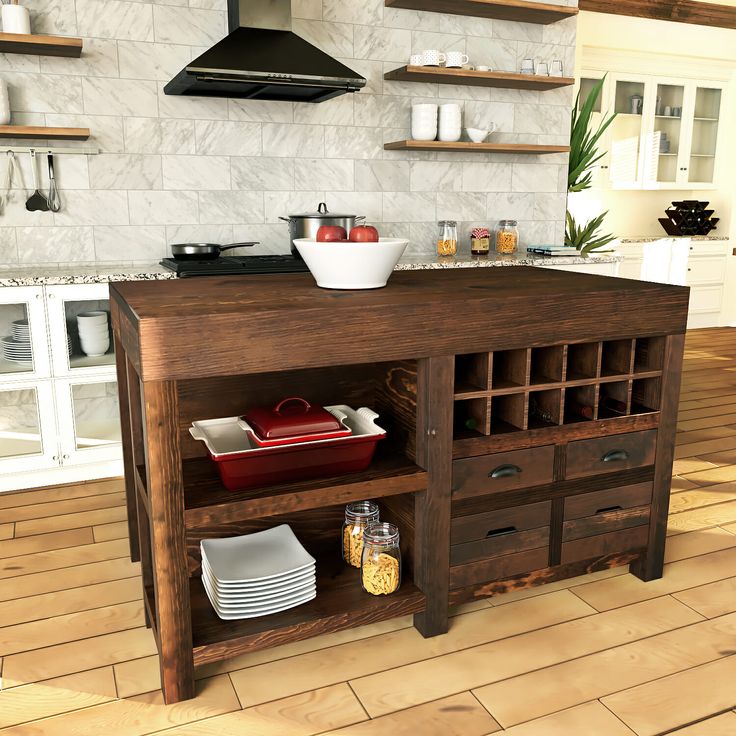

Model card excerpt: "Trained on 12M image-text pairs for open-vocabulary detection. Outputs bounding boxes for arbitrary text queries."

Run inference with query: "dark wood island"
[110,267,689,704]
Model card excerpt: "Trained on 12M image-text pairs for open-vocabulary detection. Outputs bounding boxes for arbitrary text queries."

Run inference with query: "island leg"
[113,334,139,563]
[142,379,195,703]
[631,333,685,582]
[413,355,453,637]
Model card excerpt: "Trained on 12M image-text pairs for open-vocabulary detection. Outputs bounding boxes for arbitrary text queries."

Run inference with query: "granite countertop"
[617,236,729,243]
[0,251,621,286]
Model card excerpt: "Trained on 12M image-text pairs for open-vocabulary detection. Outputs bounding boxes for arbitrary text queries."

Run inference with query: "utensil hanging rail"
[0,145,99,155]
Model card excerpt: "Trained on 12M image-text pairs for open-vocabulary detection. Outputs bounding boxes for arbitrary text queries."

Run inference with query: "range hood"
[164,0,366,102]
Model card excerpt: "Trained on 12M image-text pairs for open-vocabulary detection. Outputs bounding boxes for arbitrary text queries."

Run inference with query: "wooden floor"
[2,328,736,735]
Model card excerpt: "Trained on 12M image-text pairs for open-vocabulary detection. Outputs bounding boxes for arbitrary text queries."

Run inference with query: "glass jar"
[361,522,401,595]
[342,501,379,568]
[470,227,490,255]
[437,220,458,257]
[495,220,519,254]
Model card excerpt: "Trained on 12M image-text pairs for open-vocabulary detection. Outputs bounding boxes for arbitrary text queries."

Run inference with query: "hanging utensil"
[25,151,49,212]
[0,151,15,215]
[46,153,60,212]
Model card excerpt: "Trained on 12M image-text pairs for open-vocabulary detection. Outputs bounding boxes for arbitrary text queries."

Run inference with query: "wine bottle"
[567,400,594,420]
[600,396,627,416]
[464,417,478,430]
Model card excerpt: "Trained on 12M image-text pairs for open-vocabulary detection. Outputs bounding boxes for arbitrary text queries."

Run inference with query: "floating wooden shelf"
[384,140,569,154]
[189,554,426,666]
[385,0,578,23]
[0,125,90,140]
[0,32,82,57]
[385,66,574,90]
[183,451,428,526]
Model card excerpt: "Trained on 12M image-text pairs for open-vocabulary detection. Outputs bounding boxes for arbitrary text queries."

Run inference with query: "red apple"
[348,225,379,243]
[316,225,347,242]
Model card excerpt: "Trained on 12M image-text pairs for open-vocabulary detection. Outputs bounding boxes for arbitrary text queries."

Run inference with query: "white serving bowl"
[77,311,108,325]
[80,336,110,357]
[79,323,109,335]
[466,127,489,143]
[293,238,409,290]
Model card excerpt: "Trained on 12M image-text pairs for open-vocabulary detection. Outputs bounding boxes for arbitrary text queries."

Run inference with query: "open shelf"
[454,352,492,398]
[384,66,574,90]
[183,450,428,525]
[0,32,82,57]
[384,0,577,23]
[385,140,569,154]
[0,125,90,140]
[189,551,425,665]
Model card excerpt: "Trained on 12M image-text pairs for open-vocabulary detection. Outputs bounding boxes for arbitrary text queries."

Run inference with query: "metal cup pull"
[595,505,622,514]
[486,526,516,538]
[489,464,522,479]
[601,449,629,463]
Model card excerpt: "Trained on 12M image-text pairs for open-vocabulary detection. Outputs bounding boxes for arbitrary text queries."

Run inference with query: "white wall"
[0,0,578,267]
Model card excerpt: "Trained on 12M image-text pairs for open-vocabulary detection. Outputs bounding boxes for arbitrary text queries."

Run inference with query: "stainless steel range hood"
[164,0,366,102]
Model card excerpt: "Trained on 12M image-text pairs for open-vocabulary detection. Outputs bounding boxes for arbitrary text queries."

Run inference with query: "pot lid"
[288,201,356,219]
[242,397,344,441]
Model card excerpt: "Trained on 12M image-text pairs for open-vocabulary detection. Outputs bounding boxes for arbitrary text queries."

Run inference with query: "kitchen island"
[111,267,688,703]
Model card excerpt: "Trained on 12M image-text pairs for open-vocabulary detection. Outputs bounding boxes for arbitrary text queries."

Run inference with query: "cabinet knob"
[62,454,69,460]
[428,428,437,437]
[52,455,58,462]
[489,464,522,479]
[602,449,629,463]
[688,268,692,272]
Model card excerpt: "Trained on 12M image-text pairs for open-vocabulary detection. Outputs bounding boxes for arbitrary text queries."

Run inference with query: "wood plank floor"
[1,327,736,734]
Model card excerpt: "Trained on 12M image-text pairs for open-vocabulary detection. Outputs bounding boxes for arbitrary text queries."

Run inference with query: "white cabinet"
[0,282,122,493]
[579,72,725,190]
[613,238,730,328]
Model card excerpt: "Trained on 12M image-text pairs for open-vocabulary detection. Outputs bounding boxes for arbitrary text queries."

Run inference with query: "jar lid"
[439,220,457,226]
[345,501,380,520]
[364,522,400,545]
[498,219,518,226]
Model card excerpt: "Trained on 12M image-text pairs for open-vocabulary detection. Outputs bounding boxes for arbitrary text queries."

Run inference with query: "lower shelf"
[189,554,425,666]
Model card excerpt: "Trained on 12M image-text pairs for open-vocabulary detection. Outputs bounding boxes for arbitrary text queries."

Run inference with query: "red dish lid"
[243,397,343,441]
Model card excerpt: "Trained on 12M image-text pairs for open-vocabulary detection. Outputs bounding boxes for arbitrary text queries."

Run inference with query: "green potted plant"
[565,77,617,254]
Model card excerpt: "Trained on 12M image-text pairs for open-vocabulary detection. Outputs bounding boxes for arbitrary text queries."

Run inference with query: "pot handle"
[318,202,328,214]
[219,242,259,252]
[274,397,311,414]
[355,215,366,223]
[278,216,292,223]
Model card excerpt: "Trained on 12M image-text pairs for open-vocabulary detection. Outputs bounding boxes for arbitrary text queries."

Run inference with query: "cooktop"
[160,255,309,277]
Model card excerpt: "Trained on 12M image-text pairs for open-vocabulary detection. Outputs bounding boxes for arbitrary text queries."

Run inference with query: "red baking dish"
[241,397,352,448]
[190,405,386,491]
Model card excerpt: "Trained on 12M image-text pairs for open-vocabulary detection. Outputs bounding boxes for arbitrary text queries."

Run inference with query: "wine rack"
[453,336,665,437]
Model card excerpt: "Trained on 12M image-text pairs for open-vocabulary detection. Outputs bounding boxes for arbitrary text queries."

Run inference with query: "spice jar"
[495,220,519,254]
[437,220,458,257]
[342,501,379,568]
[470,227,490,255]
[361,522,401,595]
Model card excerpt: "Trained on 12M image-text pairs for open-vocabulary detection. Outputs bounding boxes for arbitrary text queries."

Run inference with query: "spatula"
[25,151,49,212]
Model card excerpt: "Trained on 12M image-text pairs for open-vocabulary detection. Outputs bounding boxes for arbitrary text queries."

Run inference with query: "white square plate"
[200,525,315,583]
[200,554,315,592]
[201,562,315,602]
[203,578,317,620]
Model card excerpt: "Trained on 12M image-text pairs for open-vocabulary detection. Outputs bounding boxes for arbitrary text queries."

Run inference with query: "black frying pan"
[170,242,259,260]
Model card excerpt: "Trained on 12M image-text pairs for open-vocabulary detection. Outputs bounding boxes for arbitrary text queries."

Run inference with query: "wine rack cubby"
[453,336,666,438]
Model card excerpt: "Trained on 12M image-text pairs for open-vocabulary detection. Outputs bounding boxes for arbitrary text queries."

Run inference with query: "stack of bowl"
[411,103,438,141]
[77,311,110,357]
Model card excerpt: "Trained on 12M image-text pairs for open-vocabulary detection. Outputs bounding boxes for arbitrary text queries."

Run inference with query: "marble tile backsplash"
[0,0,576,265]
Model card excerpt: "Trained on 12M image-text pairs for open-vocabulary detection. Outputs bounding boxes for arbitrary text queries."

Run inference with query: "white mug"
[549,60,563,77]
[1,4,30,34]
[535,62,549,76]
[445,51,469,68]
[421,49,446,66]
[409,54,422,66]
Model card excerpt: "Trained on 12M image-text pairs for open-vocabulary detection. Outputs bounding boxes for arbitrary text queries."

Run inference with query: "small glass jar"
[342,501,379,568]
[361,522,401,595]
[470,227,490,255]
[437,220,458,257]
[495,220,519,254]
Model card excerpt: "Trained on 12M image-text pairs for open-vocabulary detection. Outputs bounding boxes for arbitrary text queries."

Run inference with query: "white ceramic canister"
[1,3,31,35]
[0,79,10,125]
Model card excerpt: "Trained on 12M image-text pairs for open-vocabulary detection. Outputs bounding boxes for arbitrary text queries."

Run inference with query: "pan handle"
[278,217,291,223]
[219,242,259,252]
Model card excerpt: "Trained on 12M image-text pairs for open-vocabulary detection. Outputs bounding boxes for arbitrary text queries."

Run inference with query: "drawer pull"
[486,526,517,538]
[595,505,622,514]
[602,449,629,463]
[489,464,522,479]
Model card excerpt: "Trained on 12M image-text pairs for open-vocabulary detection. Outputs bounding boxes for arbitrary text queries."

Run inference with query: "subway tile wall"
[0,0,576,265]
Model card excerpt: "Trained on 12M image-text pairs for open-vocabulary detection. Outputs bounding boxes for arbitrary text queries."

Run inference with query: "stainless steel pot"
[280,202,364,257]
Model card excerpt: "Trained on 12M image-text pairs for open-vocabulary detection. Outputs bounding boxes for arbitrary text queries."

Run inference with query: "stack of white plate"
[2,320,33,364]
[200,525,316,620]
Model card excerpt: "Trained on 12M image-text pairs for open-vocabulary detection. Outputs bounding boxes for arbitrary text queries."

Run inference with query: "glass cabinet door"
[651,83,686,185]
[687,86,722,185]
[0,381,58,472]
[55,378,122,464]
[0,286,50,380]
[46,284,115,377]
[609,78,647,187]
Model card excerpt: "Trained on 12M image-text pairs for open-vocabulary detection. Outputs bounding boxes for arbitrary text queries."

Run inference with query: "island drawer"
[450,547,549,589]
[565,429,657,480]
[450,500,551,566]
[561,525,649,565]
[452,445,555,499]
